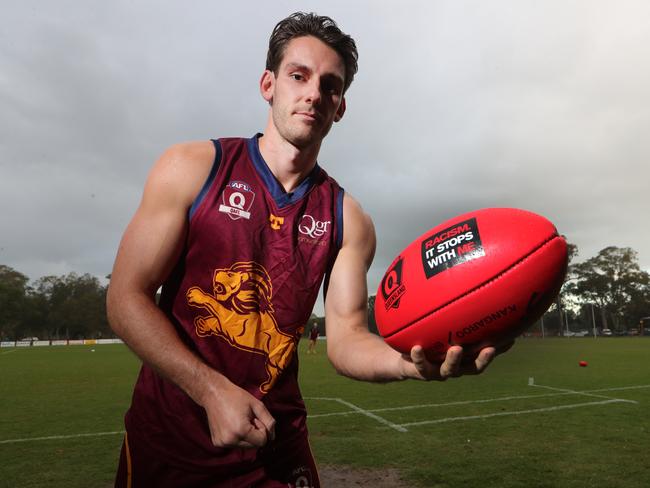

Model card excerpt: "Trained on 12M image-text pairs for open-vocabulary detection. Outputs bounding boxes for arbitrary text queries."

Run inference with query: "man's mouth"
[295,111,319,122]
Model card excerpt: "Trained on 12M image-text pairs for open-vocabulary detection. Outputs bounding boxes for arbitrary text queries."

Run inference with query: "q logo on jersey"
[298,214,331,238]
[219,181,255,220]
[381,257,406,310]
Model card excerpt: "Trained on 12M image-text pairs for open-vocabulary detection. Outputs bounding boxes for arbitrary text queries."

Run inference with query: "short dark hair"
[266,12,358,93]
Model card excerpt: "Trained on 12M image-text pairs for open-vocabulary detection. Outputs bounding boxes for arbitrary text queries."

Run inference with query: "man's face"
[261,35,346,149]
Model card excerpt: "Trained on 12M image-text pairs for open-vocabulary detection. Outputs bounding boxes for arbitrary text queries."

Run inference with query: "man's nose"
[304,79,322,105]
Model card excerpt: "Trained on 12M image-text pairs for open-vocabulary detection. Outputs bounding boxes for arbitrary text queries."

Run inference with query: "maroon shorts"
[114,431,320,488]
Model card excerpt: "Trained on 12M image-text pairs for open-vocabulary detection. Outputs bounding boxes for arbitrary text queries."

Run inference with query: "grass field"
[1,338,649,487]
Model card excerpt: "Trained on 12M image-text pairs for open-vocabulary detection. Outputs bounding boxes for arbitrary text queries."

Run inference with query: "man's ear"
[260,70,275,103]
[334,97,346,122]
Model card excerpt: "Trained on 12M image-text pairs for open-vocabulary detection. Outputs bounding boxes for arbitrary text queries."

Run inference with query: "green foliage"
[0,265,30,340]
[566,246,650,330]
[0,266,110,340]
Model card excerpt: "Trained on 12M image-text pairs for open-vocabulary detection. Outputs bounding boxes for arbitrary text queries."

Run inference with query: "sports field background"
[1,338,649,487]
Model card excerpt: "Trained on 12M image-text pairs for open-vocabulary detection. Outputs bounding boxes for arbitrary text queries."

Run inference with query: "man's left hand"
[401,345,498,381]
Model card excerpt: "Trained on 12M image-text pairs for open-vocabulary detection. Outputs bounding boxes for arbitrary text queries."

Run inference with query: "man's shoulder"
[342,193,373,229]
[162,140,216,162]
[338,191,376,262]
[144,141,219,207]
[153,140,219,180]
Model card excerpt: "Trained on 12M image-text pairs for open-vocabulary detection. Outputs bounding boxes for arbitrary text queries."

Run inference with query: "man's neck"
[257,127,322,194]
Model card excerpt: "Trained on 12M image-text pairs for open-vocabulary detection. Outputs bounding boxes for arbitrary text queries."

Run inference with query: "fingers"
[240,419,269,448]
[252,401,276,442]
[439,345,463,379]
[408,344,498,381]
[471,346,496,373]
[232,404,275,448]
[409,345,463,381]
[204,383,276,449]
[213,413,274,449]
[409,345,433,379]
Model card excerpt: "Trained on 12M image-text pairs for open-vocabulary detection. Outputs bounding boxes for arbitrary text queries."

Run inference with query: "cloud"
[1,1,649,315]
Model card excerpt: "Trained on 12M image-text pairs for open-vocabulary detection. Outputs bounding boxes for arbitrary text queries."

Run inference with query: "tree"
[27,273,109,339]
[0,265,29,340]
[622,282,650,330]
[566,246,650,330]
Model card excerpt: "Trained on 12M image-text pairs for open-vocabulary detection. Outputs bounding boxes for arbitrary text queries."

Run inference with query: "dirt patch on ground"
[318,464,411,488]
[104,465,411,487]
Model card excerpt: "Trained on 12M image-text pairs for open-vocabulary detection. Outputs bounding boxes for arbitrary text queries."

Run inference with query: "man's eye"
[290,73,304,81]
[324,85,341,96]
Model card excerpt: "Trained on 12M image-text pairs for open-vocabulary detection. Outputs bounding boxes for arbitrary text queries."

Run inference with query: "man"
[307,322,319,354]
[107,12,497,487]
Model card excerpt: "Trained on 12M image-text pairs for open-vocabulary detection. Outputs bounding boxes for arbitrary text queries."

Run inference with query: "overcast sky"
[2,1,649,314]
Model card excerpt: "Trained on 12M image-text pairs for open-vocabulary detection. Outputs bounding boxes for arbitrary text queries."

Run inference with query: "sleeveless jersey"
[124,134,344,472]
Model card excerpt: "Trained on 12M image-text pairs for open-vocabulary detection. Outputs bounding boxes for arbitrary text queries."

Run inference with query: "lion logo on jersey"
[186,261,299,393]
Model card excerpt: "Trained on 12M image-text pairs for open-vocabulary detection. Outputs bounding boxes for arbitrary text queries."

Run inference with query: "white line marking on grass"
[395,399,630,428]
[529,382,638,404]
[304,397,407,432]
[306,382,645,431]
[0,431,125,445]
[367,392,586,412]
[586,384,650,394]
[308,391,587,419]
[528,376,650,395]
[0,349,18,355]
[334,398,409,433]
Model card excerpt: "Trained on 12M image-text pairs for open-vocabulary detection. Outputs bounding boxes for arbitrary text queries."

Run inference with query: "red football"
[374,208,568,361]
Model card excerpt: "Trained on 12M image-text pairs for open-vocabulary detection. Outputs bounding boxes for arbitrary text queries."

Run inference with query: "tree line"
[1,244,649,341]
[559,245,650,334]
[0,267,111,341]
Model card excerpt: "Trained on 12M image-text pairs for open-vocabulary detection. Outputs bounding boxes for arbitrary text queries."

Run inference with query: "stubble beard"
[272,107,331,150]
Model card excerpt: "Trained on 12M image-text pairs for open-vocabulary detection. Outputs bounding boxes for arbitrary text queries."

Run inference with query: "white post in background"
[565,311,570,336]
[591,303,597,338]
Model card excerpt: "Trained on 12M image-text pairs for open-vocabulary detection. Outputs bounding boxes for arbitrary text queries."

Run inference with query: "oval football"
[374,208,568,360]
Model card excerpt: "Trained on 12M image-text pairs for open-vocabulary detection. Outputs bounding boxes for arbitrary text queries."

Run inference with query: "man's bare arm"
[324,194,496,382]
[107,142,275,447]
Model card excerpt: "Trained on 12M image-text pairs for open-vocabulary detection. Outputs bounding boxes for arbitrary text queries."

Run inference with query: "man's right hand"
[200,377,276,449]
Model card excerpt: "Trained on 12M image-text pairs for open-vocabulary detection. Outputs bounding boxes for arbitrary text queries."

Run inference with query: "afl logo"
[219,181,255,220]
[298,214,331,239]
[381,257,406,310]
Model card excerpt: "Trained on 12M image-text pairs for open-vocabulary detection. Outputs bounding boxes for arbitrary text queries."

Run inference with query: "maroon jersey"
[124,134,343,473]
